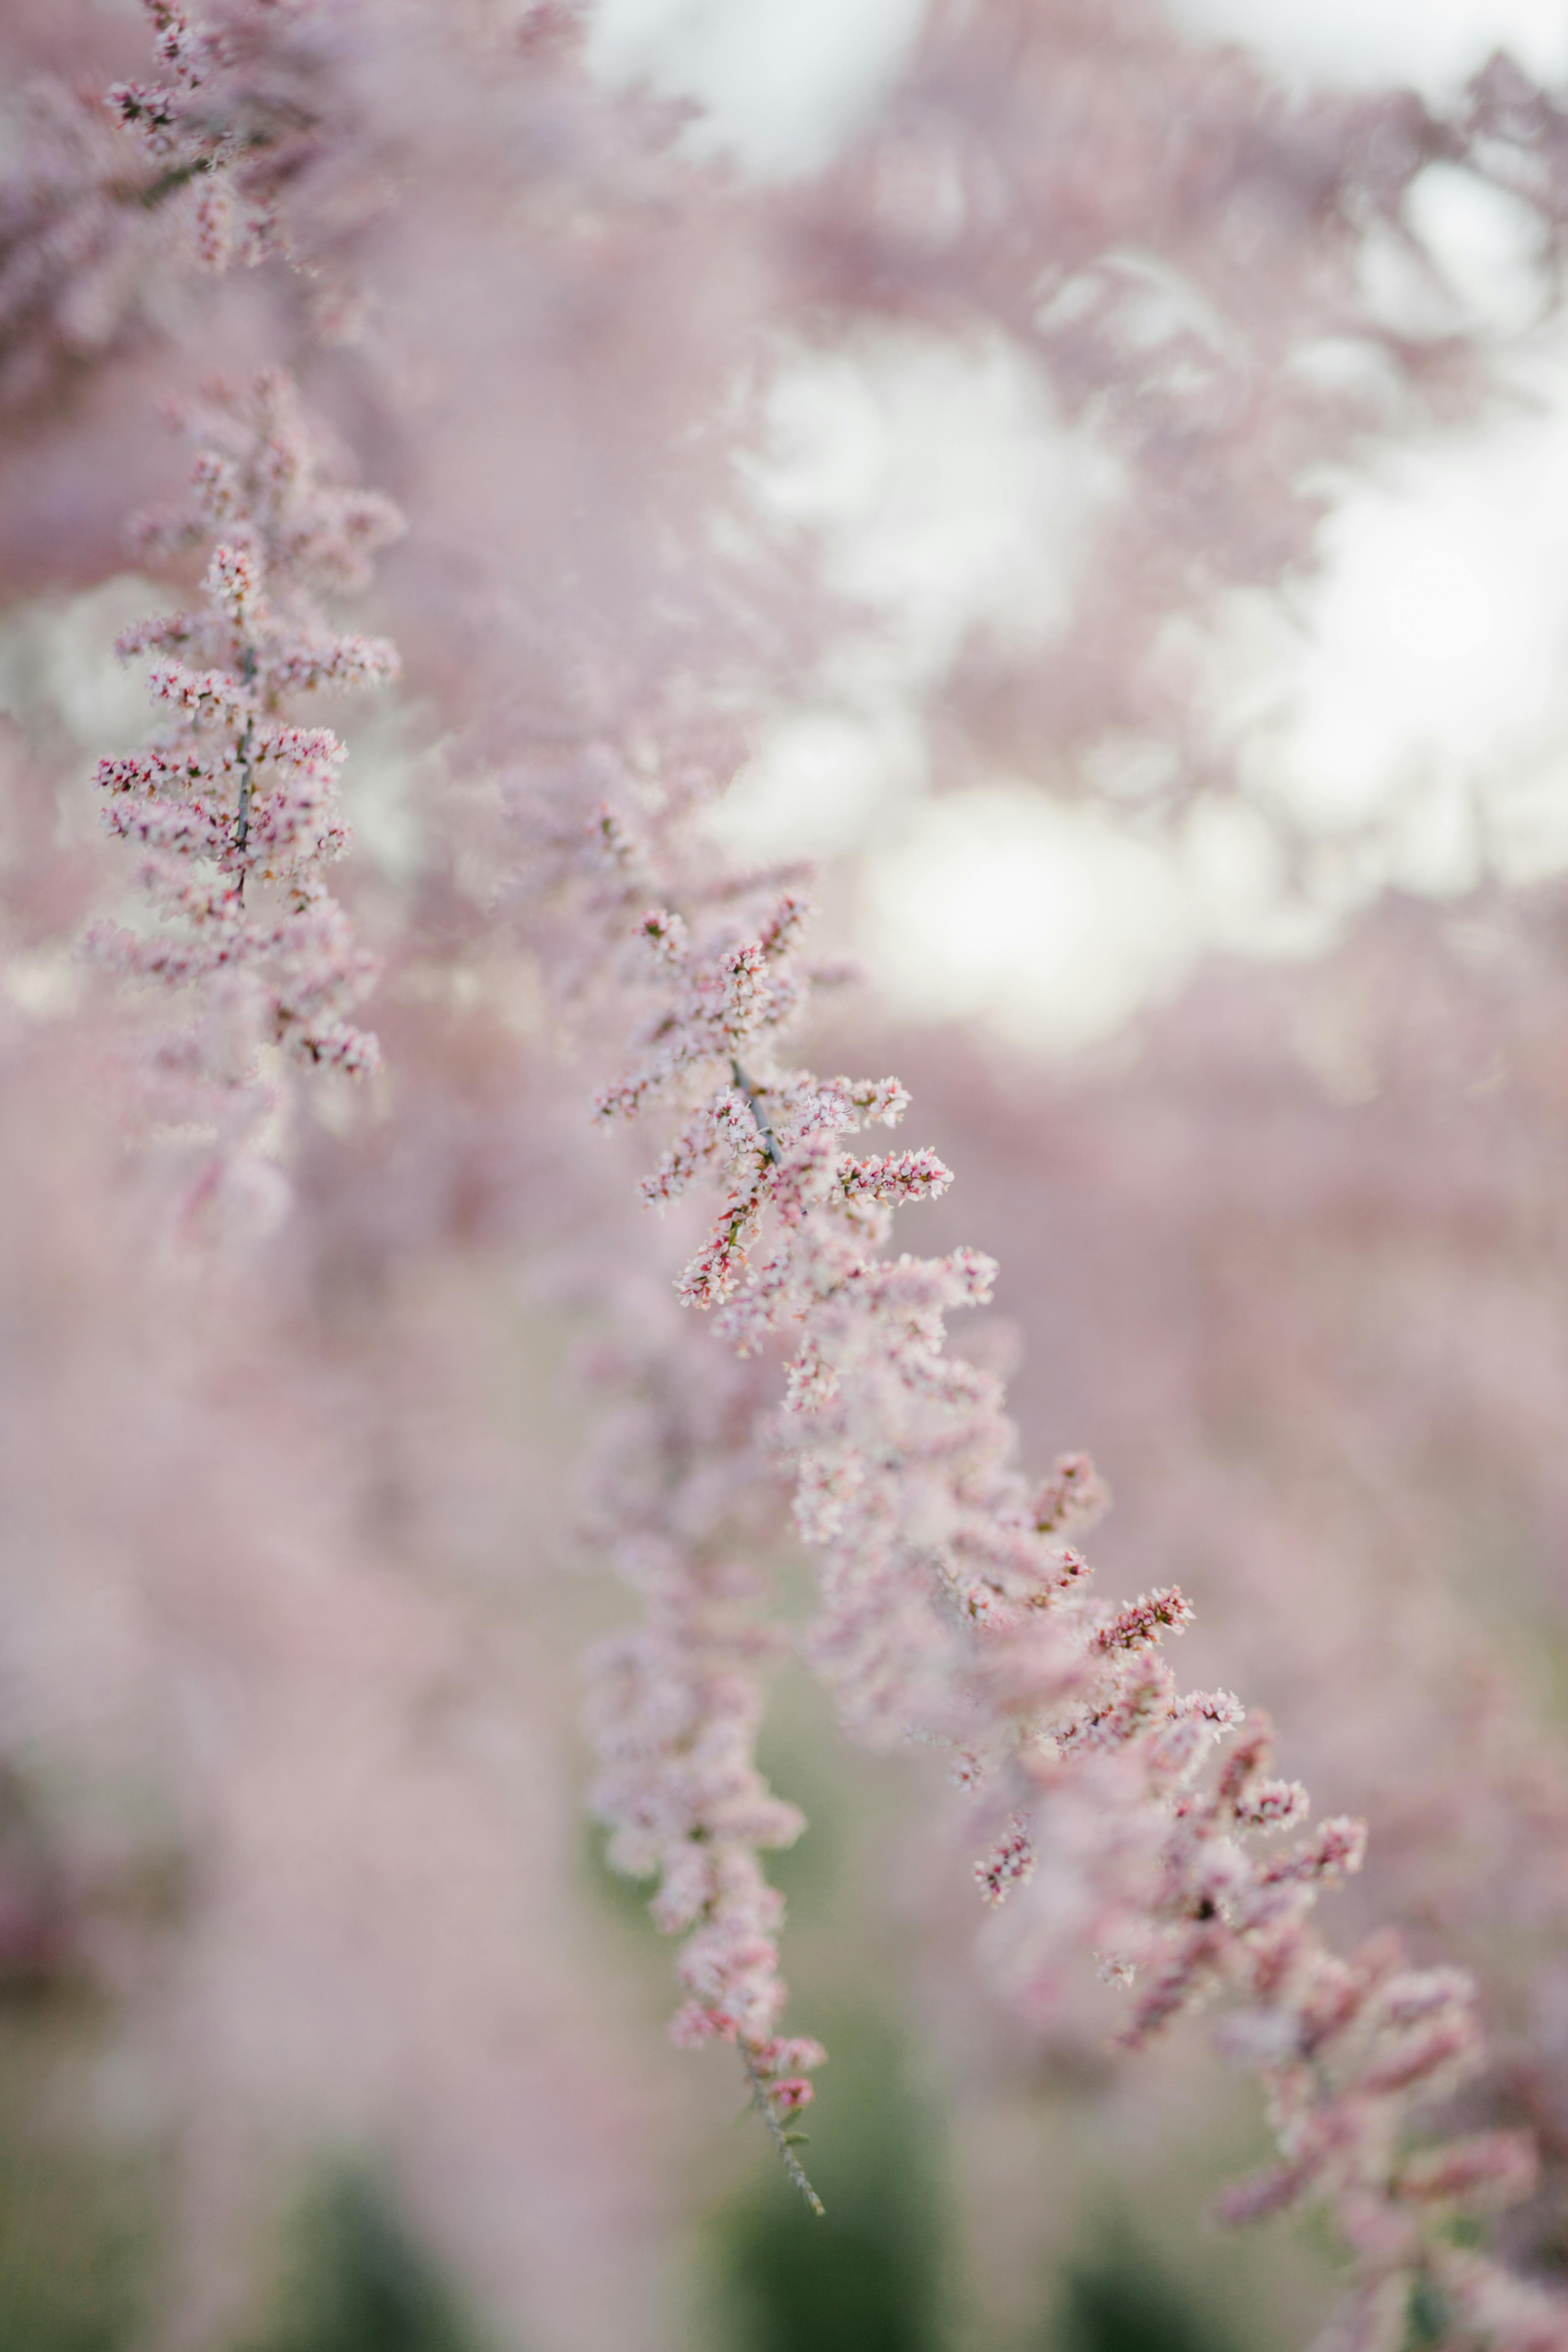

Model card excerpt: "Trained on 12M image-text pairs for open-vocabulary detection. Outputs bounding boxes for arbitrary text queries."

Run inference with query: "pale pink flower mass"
[581,816,1566,2331]
[87,369,398,1219]
[2,0,1568,2346]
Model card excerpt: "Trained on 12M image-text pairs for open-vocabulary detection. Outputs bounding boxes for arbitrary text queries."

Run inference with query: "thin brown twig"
[233,646,258,900]
[730,1059,781,1166]
[737,2040,825,2218]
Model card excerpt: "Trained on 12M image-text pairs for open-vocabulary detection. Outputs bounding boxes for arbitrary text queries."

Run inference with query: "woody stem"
[730,1060,781,1167]
[737,2039,825,2218]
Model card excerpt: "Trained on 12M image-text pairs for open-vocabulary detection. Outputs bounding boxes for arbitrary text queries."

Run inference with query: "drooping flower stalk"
[521,787,828,2181]
[575,796,1568,2347]
[579,1300,826,2200]
[88,369,401,1196]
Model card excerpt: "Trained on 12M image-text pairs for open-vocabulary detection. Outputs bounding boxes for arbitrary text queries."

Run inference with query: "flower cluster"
[0,0,324,410]
[588,825,1568,2343]
[106,0,302,274]
[15,0,1568,2335]
[89,370,401,1183]
[579,1312,825,2168]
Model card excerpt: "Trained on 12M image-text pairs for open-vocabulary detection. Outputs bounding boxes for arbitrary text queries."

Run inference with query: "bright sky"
[1169,0,1568,90]
[592,0,1568,1052]
[586,0,928,176]
[592,0,1568,147]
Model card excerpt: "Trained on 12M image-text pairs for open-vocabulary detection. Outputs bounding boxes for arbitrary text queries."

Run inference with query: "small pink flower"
[769,2076,814,2114]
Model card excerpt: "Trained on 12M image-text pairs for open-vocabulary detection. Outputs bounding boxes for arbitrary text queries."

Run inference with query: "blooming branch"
[579,1304,826,2190]
[106,0,311,272]
[88,369,401,1194]
[577,803,1568,2346]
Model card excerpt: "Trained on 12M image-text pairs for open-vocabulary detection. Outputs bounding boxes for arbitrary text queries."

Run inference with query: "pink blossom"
[5,0,1568,2329]
[578,837,1566,2333]
[89,371,399,1208]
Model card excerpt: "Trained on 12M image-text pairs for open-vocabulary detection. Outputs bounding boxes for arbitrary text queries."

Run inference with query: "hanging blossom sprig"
[579,1305,826,2211]
[88,369,402,1179]
[523,794,830,2197]
[576,804,1568,2349]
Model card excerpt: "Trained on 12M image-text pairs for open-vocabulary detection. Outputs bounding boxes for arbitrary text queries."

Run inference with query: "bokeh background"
[8,1,1568,2348]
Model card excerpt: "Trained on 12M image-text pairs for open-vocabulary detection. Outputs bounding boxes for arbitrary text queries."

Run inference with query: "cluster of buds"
[106,0,304,274]
[0,0,318,409]
[88,370,401,1204]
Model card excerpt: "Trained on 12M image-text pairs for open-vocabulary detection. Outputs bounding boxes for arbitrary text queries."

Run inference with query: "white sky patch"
[727,313,1568,1045]
[752,328,1121,693]
[0,575,168,757]
[1194,337,1568,893]
[1404,166,1550,341]
[602,0,1568,1043]
[711,325,1124,988]
[1351,163,1551,343]
[1165,0,1568,93]
[860,788,1204,1055]
[589,0,1568,150]
[708,702,927,864]
[585,0,928,178]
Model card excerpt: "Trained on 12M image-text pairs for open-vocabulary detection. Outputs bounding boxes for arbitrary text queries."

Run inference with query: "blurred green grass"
[241,2177,491,2352]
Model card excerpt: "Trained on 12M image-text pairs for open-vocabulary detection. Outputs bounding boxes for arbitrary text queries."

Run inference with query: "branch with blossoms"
[0,0,331,410]
[508,793,828,2195]
[87,369,401,1220]
[106,0,313,273]
[561,794,1568,2349]
[578,1301,827,2210]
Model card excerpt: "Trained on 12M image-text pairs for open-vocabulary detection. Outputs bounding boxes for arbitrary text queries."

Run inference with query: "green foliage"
[243,2177,491,2352]
[1403,2272,1450,2352]
[1050,2228,1239,2352]
[0,2015,152,2352]
[0,2152,142,2352]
